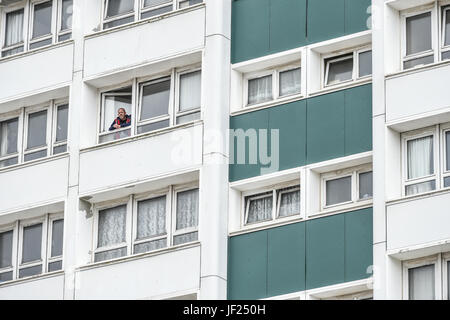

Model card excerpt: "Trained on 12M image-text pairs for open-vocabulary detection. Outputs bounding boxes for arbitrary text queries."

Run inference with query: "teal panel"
[345,208,373,282]
[267,223,306,297]
[269,100,307,172]
[229,109,269,182]
[345,0,371,35]
[344,84,373,156]
[306,91,345,164]
[307,0,345,43]
[269,0,307,54]
[227,231,268,300]
[231,0,270,63]
[306,214,345,289]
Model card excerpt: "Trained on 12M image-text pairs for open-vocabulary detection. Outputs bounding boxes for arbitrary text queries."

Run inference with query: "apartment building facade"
[0,0,446,300]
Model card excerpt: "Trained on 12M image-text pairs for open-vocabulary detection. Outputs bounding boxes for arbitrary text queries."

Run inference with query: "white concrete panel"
[386,64,450,123]
[0,274,64,300]
[78,124,203,194]
[387,191,450,250]
[83,8,205,79]
[75,245,201,300]
[0,157,69,214]
[0,44,74,102]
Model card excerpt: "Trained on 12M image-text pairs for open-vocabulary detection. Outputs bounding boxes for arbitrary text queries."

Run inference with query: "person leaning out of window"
[109,108,131,131]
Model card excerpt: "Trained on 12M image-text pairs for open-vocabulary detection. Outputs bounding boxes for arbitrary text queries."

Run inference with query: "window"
[442,6,450,60]
[102,0,203,29]
[98,67,201,144]
[244,63,302,107]
[323,47,372,87]
[243,182,300,226]
[93,184,199,263]
[0,100,69,169]
[321,165,372,210]
[1,0,73,58]
[0,214,64,284]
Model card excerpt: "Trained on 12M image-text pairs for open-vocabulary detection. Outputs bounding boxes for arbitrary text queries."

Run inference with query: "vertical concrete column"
[372,0,387,300]
[198,0,231,300]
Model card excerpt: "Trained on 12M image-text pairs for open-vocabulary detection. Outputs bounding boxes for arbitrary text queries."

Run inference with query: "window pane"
[176,111,200,125]
[359,51,372,77]
[279,68,301,97]
[137,120,170,134]
[24,149,47,162]
[22,224,42,263]
[442,50,450,61]
[2,46,24,57]
[141,5,172,18]
[173,232,198,245]
[246,192,272,224]
[144,0,171,8]
[359,171,373,199]
[98,205,127,248]
[140,80,170,121]
[48,260,62,272]
[32,1,52,39]
[248,75,272,105]
[405,180,436,196]
[19,265,42,278]
[448,261,450,300]
[51,219,64,257]
[408,264,435,300]
[0,157,18,168]
[407,136,434,179]
[95,247,127,262]
[103,90,132,132]
[179,71,201,112]
[326,56,353,85]
[106,0,134,18]
[61,0,73,31]
[444,176,450,188]
[134,238,167,254]
[403,55,434,69]
[326,176,352,206]
[406,12,432,55]
[137,196,166,240]
[0,231,13,269]
[0,118,18,157]
[99,128,131,143]
[446,132,450,172]
[53,144,67,155]
[179,0,202,8]
[27,110,47,150]
[0,272,13,283]
[103,15,134,28]
[176,189,199,230]
[29,38,52,49]
[58,33,71,42]
[56,105,69,142]
[5,9,24,47]
[278,187,300,217]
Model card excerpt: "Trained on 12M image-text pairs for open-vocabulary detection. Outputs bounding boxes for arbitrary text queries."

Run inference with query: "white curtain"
[5,10,24,47]
[134,239,166,254]
[407,136,433,179]
[179,71,201,111]
[406,180,435,196]
[278,189,300,217]
[248,75,272,105]
[103,94,132,131]
[137,196,166,239]
[247,193,272,224]
[176,189,199,230]
[279,68,301,96]
[409,265,435,300]
[98,205,127,247]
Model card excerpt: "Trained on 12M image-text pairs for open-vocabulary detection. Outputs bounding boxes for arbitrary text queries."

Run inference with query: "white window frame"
[243,62,302,108]
[0,223,18,282]
[441,123,450,189]
[17,216,47,278]
[23,103,52,162]
[321,164,373,211]
[401,126,439,197]
[140,0,174,20]
[402,255,442,300]
[52,101,69,154]
[322,45,372,88]
[0,110,23,167]
[46,213,64,272]
[0,3,27,57]
[56,0,72,41]
[175,67,202,124]
[172,183,199,245]
[443,253,450,300]
[241,180,301,228]
[28,0,56,50]
[97,65,202,145]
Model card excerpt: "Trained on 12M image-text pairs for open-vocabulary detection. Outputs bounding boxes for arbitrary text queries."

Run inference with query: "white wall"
[0,274,64,300]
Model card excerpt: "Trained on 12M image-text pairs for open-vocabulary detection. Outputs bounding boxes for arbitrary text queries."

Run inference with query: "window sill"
[231,94,304,116]
[386,58,450,80]
[0,152,69,174]
[81,120,203,154]
[0,270,64,289]
[386,187,450,206]
[309,77,372,98]
[0,39,74,64]
[85,3,205,40]
[308,200,373,219]
[79,241,200,272]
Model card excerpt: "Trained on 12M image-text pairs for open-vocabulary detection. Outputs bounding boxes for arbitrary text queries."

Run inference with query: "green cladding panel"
[231,0,270,63]
[306,91,346,164]
[307,0,346,43]
[267,223,306,297]
[227,208,373,300]
[269,0,308,54]
[345,0,372,35]
[227,231,268,300]
[305,214,345,289]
